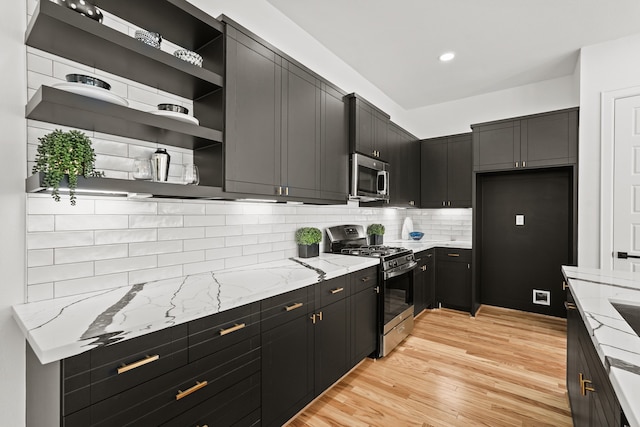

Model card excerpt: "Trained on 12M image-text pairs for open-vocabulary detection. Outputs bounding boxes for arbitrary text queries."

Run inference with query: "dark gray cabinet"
[566,289,626,427]
[420,133,472,208]
[388,122,420,207]
[435,248,472,312]
[472,108,578,172]
[350,266,379,365]
[348,93,390,160]
[413,249,435,315]
[223,19,348,203]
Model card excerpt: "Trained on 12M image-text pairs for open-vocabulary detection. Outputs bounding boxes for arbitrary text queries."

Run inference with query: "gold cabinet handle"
[219,323,246,336]
[565,301,577,310]
[330,287,344,294]
[523,161,526,167]
[317,311,323,321]
[285,186,289,196]
[562,281,568,290]
[515,161,519,168]
[285,302,303,312]
[447,253,460,257]
[310,313,317,324]
[176,381,208,401]
[117,354,159,375]
[579,373,595,396]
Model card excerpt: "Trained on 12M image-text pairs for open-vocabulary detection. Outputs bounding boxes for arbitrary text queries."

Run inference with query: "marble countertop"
[386,239,472,252]
[12,254,379,365]
[562,266,640,427]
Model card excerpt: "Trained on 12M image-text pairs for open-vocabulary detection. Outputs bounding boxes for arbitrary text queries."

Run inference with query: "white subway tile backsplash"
[27,53,53,76]
[184,260,225,276]
[258,250,286,263]
[55,273,129,298]
[27,283,54,303]
[206,246,242,261]
[95,229,157,245]
[183,237,225,252]
[159,227,205,241]
[129,266,183,285]
[225,235,258,247]
[27,70,60,91]
[184,215,224,227]
[56,244,128,264]
[225,255,258,270]
[158,203,206,216]
[55,215,128,231]
[95,200,158,215]
[28,231,94,250]
[28,262,94,285]
[95,255,157,275]
[28,215,54,232]
[243,243,272,256]
[129,215,183,228]
[28,196,95,215]
[158,251,205,267]
[206,203,244,215]
[28,249,53,268]
[92,138,130,157]
[130,240,182,256]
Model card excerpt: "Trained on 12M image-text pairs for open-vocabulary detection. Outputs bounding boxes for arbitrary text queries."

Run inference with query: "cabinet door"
[225,34,281,195]
[321,85,349,201]
[447,134,472,207]
[473,121,520,171]
[374,111,389,160]
[405,136,421,207]
[353,100,374,157]
[566,297,588,426]
[413,258,427,316]
[350,286,378,366]
[282,62,321,199]
[314,298,349,395]
[435,250,471,312]
[262,313,314,427]
[420,139,448,208]
[521,110,578,168]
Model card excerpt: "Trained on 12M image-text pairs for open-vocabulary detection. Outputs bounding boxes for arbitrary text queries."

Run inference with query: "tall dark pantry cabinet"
[471,108,579,317]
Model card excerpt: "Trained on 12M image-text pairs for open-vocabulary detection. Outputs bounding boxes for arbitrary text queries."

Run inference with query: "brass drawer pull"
[330,287,344,294]
[117,354,160,375]
[447,253,460,257]
[565,301,577,310]
[285,302,303,312]
[579,373,595,396]
[562,281,568,290]
[176,381,208,401]
[219,323,246,336]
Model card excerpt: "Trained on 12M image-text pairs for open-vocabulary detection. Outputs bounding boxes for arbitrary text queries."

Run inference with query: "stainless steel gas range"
[326,225,417,357]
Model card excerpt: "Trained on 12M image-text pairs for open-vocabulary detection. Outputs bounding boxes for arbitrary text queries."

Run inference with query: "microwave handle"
[377,170,389,195]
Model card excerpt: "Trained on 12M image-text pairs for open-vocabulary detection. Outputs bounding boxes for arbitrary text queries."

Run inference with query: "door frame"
[600,85,640,270]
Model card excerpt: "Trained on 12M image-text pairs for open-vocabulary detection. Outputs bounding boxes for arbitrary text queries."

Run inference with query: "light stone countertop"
[386,239,472,252]
[562,266,640,427]
[12,253,379,365]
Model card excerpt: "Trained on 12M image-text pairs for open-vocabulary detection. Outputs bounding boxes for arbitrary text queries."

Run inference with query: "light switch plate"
[515,214,525,226]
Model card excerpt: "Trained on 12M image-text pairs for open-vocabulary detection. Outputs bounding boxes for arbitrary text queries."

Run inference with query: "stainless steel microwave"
[350,153,390,202]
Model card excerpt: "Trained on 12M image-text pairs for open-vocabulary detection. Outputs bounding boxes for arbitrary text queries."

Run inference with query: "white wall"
[578,32,640,268]
[0,0,27,425]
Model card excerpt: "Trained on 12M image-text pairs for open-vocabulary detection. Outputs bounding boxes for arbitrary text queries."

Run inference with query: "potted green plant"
[295,227,322,258]
[32,129,103,206]
[367,223,385,245]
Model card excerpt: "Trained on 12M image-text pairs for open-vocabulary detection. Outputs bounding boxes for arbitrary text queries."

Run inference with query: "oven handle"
[383,260,418,280]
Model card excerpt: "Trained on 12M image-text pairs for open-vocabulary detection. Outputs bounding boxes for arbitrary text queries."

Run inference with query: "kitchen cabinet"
[222,18,348,203]
[413,249,435,315]
[388,122,421,207]
[61,303,261,426]
[420,133,472,208]
[350,266,379,366]
[435,248,472,312]
[25,0,227,197]
[472,108,578,172]
[348,93,390,160]
[566,289,626,427]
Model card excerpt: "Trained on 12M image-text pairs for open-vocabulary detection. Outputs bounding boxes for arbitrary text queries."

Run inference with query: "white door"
[613,95,640,272]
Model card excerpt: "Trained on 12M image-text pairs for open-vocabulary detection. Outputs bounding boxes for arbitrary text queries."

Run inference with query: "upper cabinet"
[221,18,348,204]
[472,108,578,172]
[388,122,420,207]
[347,94,390,161]
[420,133,472,208]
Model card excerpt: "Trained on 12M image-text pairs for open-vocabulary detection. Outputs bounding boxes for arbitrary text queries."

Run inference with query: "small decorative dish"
[173,49,203,67]
[134,29,162,49]
[65,74,111,90]
[148,109,199,125]
[53,82,129,107]
[409,231,424,241]
[157,103,189,115]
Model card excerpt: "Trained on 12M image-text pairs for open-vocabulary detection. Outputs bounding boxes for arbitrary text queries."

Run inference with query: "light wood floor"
[288,306,572,427]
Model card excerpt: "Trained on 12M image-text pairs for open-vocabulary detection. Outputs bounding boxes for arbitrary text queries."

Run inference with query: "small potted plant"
[295,227,322,258]
[367,223,385,245]
[32,129,103,206]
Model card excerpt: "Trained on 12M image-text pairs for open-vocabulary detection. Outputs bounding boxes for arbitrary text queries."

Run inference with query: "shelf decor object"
[51,0,103,23]
[134,29,161,48]
[367,223,385,245]
[295,227,322,258]
[31,129,104,205]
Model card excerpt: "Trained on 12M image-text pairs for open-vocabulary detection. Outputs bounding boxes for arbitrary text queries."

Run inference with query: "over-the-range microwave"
[350,153,389,202]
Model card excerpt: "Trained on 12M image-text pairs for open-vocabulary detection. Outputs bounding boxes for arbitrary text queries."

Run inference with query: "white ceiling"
[266,0,640,110]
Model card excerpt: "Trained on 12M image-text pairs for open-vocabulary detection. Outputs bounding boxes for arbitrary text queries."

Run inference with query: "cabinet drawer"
[350,266,378,294]
[62,324,188,415]
[316,275,348,307]
[64,337,261,427]
[188,302,260,362]
[261,286,312,331]
[436,247,471,263]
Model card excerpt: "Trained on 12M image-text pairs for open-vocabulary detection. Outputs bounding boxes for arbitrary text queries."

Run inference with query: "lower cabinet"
[350,266,379,365]
[413,249,435,315]
[566,290,626,427]
[435,248,472,312]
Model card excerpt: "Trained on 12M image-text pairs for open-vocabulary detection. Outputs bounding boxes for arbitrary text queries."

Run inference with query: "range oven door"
[379,261,416,357]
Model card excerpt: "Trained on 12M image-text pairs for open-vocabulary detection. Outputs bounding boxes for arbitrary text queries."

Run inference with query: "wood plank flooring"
[287,306,572,427]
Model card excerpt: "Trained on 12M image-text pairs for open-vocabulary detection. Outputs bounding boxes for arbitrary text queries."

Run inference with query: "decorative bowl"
[53,0,103,23]
[173,49,203,67]
[65,74,111,90]
[157,103,189,115]
[135,30,162,49]
[409,231,424,241]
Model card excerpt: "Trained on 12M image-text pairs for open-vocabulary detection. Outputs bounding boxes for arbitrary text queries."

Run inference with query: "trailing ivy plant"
[295,227,322,246]
[32,129,103,205]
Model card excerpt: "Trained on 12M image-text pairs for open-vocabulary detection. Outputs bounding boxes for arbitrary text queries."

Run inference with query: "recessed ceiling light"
[439,52,455,62]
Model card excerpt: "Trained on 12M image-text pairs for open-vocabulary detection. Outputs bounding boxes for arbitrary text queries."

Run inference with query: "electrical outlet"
[533,289,550,306]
